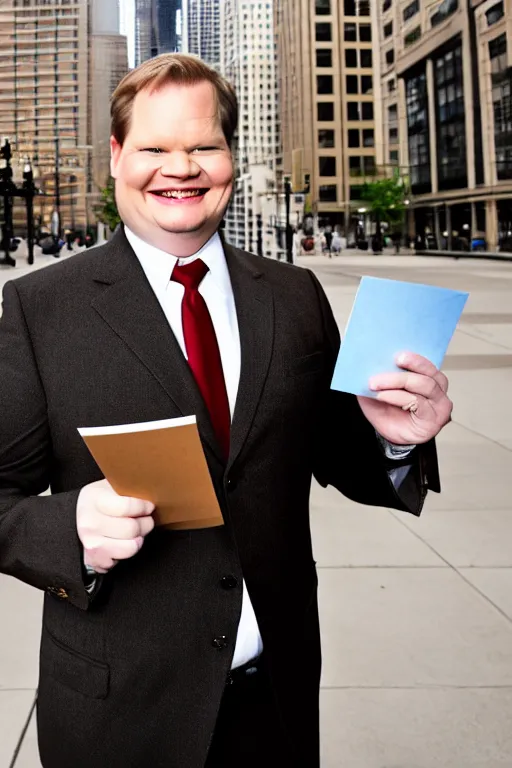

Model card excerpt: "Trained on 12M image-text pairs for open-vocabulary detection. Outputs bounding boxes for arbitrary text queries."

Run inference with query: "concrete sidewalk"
[1,246,512,766]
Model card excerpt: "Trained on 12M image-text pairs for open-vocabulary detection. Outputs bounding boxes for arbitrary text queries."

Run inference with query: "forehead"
[128,80,223,140]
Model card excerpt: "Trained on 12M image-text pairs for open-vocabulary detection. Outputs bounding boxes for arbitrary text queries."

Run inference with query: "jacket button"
[212,635,228,649]
[220,575,238,590]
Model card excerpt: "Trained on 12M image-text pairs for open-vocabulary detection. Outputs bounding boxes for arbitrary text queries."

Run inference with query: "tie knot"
[171,259,209,291]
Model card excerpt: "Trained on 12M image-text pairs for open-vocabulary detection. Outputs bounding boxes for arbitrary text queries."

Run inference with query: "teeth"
[159,190,202,199]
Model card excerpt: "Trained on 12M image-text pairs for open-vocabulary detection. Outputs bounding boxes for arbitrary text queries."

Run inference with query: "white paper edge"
[77,415,197,437]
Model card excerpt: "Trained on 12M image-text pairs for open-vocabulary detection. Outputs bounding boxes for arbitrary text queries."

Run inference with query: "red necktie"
[171,259,231,459]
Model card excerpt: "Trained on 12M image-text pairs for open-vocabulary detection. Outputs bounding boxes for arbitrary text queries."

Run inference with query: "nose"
[160,151,200,179]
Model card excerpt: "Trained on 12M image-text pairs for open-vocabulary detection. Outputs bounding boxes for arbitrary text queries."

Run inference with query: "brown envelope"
[79,419,223,530]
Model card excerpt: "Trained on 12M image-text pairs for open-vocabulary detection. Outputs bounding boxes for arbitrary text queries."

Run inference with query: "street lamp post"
[0,139,40,267]
[284,173,311,264]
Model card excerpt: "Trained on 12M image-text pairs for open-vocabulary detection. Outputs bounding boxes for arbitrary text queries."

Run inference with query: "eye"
[191,146,221,153]
[141,148,163,154]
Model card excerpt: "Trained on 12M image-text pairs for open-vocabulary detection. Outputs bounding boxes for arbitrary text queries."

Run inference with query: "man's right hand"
[77,479,155,574]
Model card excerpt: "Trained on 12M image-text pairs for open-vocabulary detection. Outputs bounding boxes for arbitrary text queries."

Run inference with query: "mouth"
[149,188,209,200]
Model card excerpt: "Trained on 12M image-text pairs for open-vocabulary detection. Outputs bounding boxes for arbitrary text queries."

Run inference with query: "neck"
[125,225,218,258]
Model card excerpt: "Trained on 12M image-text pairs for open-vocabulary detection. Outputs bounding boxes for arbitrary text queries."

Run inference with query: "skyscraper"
[183,0,221,69]
[377,0,512,250]
[276,0,384,240]
[135,0,182,66]
[220,0,281,255]
[0,0,127,234]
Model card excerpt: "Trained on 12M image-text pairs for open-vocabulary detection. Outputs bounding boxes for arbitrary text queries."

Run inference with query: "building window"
[350,185,363,200]
[359,24,372,41]
[404,25,421,46]
[363,129,374,146]
[316,49,333,67]
[361,75,373,93]
[431,0,458,27]
[319,156,337,176]
[318,129,335,147]
[317,102,334,120]
[347,102,360,120]
[362,102,374,119]
[349,156,362,175]
[403,0,420,21]
[390,150,399,164]
[386,48,395,65]
[389,126,398,141]
[358,1,371,15]
[434,44,466,189]
[382,0,392,9]
[348,129,360,147]
[360,49,372,67]
[384,21,393,37]
[346,75,358,93]
[490,36,512,180]
[489,33,507,71]
[486,1,504,25]
[319,184,337,201]
[344,22,357,40]
[405,69,431,192]
[345,49,358,67]
[317,75,333,94]
[344,0,357,14]
[363,156,376,175]
[315,23,332,41]
[315,0,331,14]
[388,78,396,92]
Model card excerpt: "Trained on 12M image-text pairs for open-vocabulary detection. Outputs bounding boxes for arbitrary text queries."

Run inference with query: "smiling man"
[0,55,451,768]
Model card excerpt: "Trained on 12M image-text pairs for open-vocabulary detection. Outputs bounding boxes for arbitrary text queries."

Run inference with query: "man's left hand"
[357,352,453,445]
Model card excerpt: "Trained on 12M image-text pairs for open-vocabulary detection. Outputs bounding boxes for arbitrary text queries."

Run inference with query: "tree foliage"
[360,169,407,231]
[98,176,121,232]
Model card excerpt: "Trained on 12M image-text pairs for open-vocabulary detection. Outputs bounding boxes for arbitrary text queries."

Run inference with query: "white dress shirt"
[125,226,263,669]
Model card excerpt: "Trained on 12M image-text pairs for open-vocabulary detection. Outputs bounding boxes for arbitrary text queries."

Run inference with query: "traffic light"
[304,173,310,194]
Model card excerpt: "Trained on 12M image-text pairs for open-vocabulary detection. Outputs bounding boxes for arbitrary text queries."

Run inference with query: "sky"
[119,0,135,68]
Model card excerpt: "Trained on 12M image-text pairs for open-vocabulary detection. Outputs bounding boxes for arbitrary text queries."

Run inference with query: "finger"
[374,390,428,413]
[95,513,155,541]
[82,535,144,562]
[395,351,439,378]
[370,371,441,400]
[97,490,155,519]
[436,370,449,393]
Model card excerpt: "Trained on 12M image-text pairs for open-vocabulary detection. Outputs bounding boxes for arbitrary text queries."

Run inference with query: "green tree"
[98,176,121,232]
[360,168,407,253]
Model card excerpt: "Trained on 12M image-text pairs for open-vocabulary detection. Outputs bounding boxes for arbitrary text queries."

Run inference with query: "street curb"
[416,249,512,263]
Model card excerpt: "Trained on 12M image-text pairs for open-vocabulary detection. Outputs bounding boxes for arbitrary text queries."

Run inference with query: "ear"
[110,135,122,178]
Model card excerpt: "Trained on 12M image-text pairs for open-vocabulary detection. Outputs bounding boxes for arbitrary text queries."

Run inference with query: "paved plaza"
[1,243,512,766]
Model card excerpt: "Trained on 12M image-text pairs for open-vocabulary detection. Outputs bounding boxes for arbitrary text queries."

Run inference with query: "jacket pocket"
[288,351,325,377]
[40,626,110,700]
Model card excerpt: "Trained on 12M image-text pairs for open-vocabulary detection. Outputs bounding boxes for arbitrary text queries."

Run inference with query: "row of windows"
[317,182,374,203]
[316,21,372,43]
[347,101,374,120]
[317,74,373,99]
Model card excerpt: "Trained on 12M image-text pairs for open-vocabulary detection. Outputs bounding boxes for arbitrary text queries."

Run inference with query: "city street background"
[1,246,512,766]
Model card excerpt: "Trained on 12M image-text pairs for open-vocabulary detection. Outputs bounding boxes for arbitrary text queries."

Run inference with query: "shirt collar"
[124,226,231,296]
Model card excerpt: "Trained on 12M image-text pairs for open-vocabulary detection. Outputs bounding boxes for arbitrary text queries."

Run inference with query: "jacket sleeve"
[0,280,92,610]
[307,269,440,517]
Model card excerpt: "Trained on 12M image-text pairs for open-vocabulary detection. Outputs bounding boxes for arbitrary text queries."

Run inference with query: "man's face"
[110,80,234,256]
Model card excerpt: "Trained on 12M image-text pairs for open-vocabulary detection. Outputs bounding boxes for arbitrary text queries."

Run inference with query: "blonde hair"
[111,53,238,147]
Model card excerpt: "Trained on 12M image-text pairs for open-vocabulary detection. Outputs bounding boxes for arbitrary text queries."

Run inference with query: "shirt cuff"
[376,431,416,460]
[83,562,98,594]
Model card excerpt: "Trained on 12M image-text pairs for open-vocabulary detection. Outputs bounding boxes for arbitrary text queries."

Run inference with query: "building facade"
[379,0,512,249]
[276,0,384,238]
[135,0,182,66]
[0,0,127,236]
[221,0,281,256]
[183,0,220,69]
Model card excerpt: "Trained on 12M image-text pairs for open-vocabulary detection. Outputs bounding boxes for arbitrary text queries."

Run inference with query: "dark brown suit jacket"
[0,228,439,767]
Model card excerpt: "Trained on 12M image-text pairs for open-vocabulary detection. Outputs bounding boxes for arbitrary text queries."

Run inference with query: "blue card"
[331,276,469,397]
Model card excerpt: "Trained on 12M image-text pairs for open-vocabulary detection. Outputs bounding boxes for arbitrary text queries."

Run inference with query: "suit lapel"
[224,243,274,472]
[89,228,223,462]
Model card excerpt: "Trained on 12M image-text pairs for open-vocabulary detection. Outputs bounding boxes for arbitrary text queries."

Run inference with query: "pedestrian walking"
[0,53,452,768]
